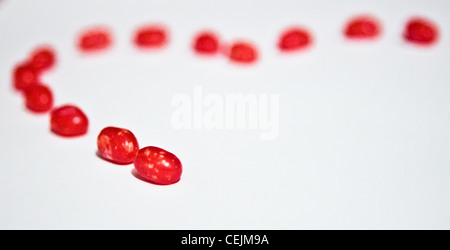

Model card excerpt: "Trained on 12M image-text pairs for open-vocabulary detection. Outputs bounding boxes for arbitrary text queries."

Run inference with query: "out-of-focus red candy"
[78,27,112,52]
[344,16,381,39]
[229,42,258,63]
[13,63,39,91]
[193,31,220,55]
[24,84,53,113]
[50,105,89,137]
[30,47,56,71]
[134,146,182,185]
[134,25,168,48]
[97,127,139,164]
[278,27,312,51]
[403,17,439,46]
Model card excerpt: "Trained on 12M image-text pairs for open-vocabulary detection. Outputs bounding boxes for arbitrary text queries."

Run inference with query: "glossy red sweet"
[278,27,312,51]
[50,105,89,137]
[78,28,112,52]
[97,127,139,164]
[30,47,56,71]
[24,84,53,113]
[134,146,182,185]
[193,32,220,54]
[13,63,39,91]
[229,42,258,63]
[344,16,381,39]
[134,25,168,48]
[404,17,439,45]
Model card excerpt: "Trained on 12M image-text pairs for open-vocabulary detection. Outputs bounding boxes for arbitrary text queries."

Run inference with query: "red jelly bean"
[24,84,53,113]
[30,46,56,72]
[97,127,139,164]
[134,146,182,185]
[278,27,312,51]
[78,27,112,52]
[404,17,439,46]
[193,31,220,54]
[50,105,89,137]
[229,42,258,63]
[344,16,381,39]
[13,63,39,91]
[134,25,168,48]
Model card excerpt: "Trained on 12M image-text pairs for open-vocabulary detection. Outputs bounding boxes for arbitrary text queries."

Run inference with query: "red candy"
[278,27,312,51]
[193,32,220,54]
[229,42,258,63]
[97,127,139,164]
[344,16,381,39]
[404,17,439,46]
[134,146,182,185]
[30,47,56,71]
[13,63,39,91]
[24,85,53,113]
[12,16,444,187]
[50,105,89,137]
[134,25,168,48]
[78,27,112,52]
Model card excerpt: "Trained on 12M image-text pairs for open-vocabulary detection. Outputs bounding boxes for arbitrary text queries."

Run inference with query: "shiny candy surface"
[97,127,139,164]
[50,105,89,137]
[134,146,182,185]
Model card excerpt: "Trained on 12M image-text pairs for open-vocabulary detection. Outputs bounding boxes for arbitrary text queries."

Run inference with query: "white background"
[0,0,449,229]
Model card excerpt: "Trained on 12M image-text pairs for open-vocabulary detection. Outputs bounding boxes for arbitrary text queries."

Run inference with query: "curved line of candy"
[10,14,440,186]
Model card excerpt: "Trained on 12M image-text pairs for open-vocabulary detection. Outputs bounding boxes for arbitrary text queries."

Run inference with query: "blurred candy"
[278,27,312,51]
[78,27,112,52]
[134,25,168,48]
[229,42,258,63]
[13,62,39,91]
[30,46,56,71]
[344,15,381,39]
[24,84,53,113]
[404,17,439,46]
[193,31,220,54]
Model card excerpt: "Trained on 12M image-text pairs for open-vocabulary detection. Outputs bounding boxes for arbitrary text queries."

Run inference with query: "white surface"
[0,0,449,229]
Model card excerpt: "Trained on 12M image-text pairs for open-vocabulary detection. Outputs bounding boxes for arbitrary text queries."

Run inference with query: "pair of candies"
[193,32,260,63]
[97,127,182,185]
[344,16,438,45]
[78,25,168,52]
[13,47,90,137]
[14,47,56,112]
